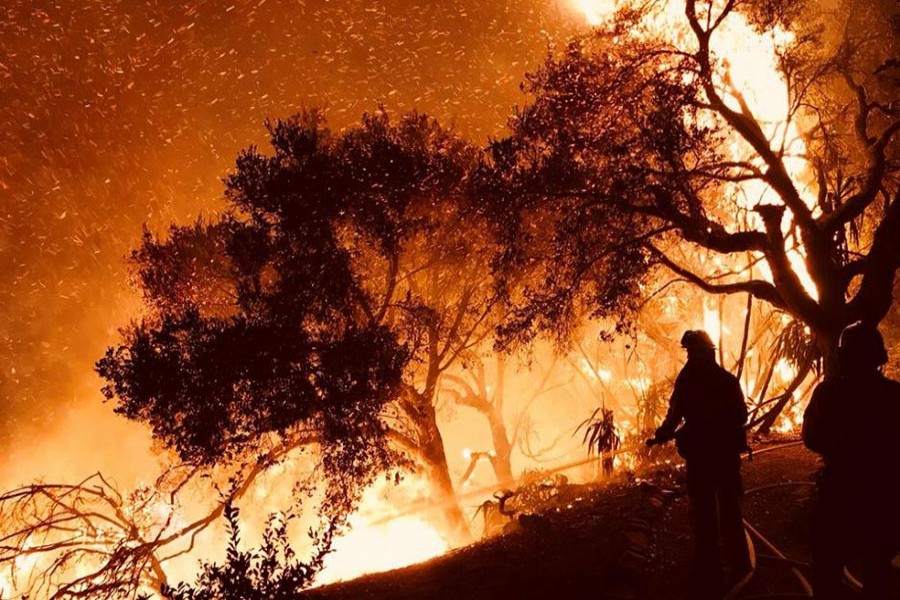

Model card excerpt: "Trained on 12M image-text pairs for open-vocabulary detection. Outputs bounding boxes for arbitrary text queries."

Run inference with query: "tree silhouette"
[442,353,570,485]
[373,212,502,542]
[0,459,289,599]
[96,111,426,545]
[479,0,899,376]
[98,109,489,545]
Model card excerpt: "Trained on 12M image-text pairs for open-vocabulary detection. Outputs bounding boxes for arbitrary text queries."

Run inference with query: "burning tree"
[0,111,504,600]
[479,0,899,390]
[364,196,502,543]
[97,109,496,547]
[441,353,571,485]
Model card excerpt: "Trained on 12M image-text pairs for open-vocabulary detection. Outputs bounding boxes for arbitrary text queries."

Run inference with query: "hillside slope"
[306,443,899,599]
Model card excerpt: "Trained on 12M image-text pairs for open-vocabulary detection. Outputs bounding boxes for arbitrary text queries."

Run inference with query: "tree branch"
[846,189,900,323]
[648,244,786,309]
[685,0,817,236]
[753,204,828,330]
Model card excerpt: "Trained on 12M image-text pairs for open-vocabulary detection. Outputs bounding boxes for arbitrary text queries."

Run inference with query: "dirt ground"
[305,441,899,599]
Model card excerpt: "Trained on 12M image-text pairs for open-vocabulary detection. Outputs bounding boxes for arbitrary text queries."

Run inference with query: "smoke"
[0,0,585,461]
[3,1,896,590]
[0,4,613,590]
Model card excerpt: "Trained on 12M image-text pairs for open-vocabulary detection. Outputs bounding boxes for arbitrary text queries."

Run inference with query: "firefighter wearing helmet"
[647,329,751,597]
[803,322,900,600]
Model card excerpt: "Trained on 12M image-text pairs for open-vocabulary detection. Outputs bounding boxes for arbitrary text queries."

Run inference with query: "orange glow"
[3,4,834,597]
[570,1,820,300]
[316,476,451,584]
[569,0,616,25]
[580,358,612,382]
[702,299,722,345]
[772,380,810,434]
[774,358,797,384]
[317,515,449,584]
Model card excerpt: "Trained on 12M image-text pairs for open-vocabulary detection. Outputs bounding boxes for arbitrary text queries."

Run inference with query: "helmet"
[680,330,716,350]
[838,321,888,367]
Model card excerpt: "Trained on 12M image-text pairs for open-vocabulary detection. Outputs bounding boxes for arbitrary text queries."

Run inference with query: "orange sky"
[0,0,587,458]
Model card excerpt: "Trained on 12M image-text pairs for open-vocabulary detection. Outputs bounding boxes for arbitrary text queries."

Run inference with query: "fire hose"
[741,480,867,597]
[740,519,812,597]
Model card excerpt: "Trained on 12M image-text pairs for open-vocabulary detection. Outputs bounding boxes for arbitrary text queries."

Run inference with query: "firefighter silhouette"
[647,329,751,597]
[803,322,900,600]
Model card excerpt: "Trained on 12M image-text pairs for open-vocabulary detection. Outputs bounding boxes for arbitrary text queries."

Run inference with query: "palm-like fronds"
[575,406,621,457]
[771,317,817,371]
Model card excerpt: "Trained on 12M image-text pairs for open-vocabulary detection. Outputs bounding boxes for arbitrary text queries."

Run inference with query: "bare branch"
[0,437,310,600]
[648,244,786,309]
[847,190,900,323]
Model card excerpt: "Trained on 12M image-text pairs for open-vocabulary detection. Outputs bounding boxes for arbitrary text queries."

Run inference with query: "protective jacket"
[803,372,900,547]
[655,358,748,465]
[656,355,752,595]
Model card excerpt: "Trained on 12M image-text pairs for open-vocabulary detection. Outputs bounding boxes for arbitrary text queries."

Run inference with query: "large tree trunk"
[416,405,472,545]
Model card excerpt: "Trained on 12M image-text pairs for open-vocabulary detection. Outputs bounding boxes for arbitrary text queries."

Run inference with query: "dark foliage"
[162,505,329,600]
[98,311,405,466]
[475,26,710,347]
[97,107,489,552]
[97,109,474,494]
[576,406,621,475]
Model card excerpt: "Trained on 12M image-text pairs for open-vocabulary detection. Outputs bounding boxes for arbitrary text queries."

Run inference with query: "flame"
[316,476,450,584]
[614,452,638,472]
[316,514,449,584]
[570,0,820,300]
[773,357,797,383]
[570,0,616,25]
[703,300,721,342]
[773,381,808,433]
[773,415,795,434]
